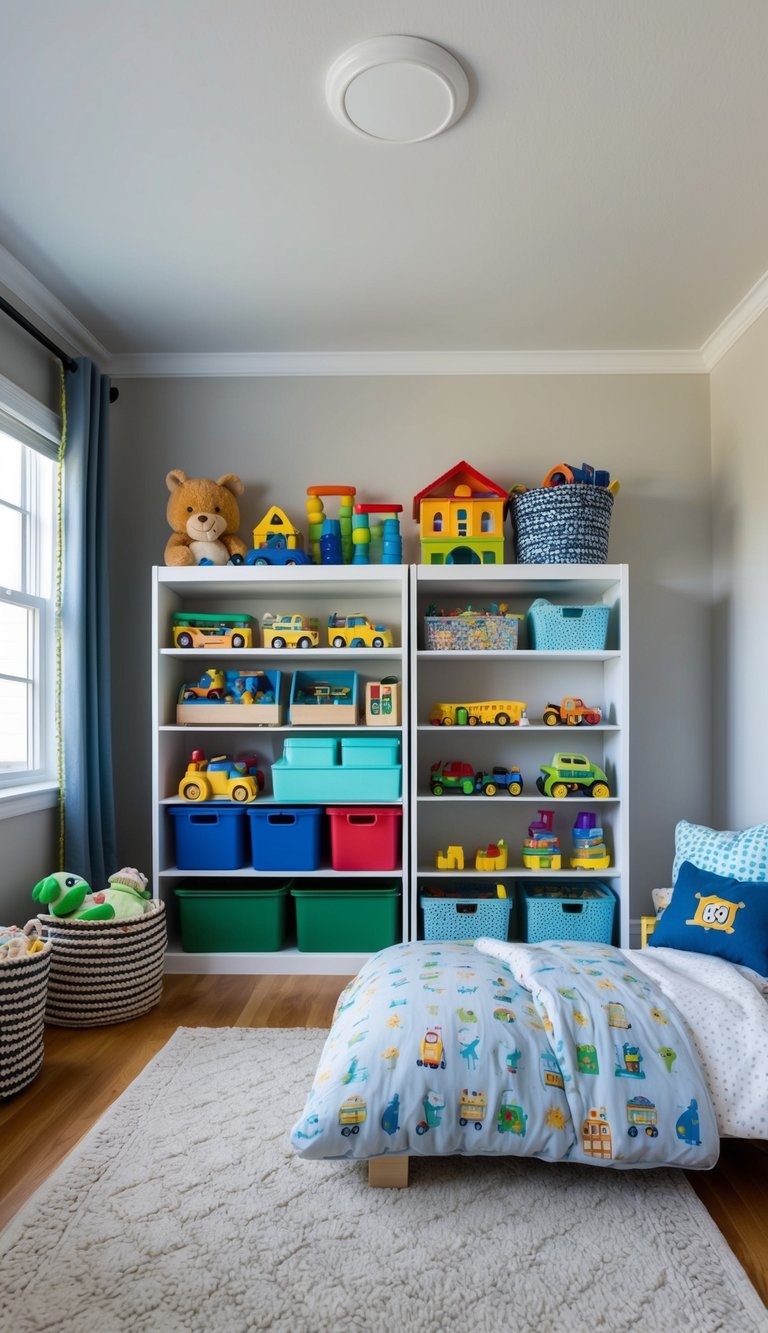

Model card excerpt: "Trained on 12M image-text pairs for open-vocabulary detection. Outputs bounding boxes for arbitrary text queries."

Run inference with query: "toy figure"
[164,469,248,566]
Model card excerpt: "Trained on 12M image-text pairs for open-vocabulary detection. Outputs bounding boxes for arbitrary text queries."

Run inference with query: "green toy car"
[536,753,611,799]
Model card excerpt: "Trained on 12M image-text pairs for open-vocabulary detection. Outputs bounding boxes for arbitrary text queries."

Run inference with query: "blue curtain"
[60,357,116,887]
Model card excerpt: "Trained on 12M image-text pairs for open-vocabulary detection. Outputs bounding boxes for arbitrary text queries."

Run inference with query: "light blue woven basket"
[527,599,610,651]
[523,885,615,944]
[421,895,511,942]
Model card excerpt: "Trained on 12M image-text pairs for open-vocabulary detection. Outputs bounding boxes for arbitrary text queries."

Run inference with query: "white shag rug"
[0,1027,765,1333]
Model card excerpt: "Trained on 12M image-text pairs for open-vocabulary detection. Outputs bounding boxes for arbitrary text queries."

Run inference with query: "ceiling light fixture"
[326,35,470,143]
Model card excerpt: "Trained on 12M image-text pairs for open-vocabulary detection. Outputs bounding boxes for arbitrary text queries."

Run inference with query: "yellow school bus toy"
[429,700,528,728]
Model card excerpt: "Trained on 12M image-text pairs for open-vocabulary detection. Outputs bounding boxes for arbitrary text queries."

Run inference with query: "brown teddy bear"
[165,469,249,566]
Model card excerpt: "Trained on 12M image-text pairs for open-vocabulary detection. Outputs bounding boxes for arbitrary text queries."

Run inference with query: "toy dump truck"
[542,696,602,727]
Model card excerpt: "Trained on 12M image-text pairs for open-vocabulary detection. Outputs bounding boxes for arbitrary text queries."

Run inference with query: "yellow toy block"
[435,845,465,871]
[475,839,508,872]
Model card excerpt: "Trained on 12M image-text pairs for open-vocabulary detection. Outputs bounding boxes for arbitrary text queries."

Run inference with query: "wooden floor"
[1,973,766,1306]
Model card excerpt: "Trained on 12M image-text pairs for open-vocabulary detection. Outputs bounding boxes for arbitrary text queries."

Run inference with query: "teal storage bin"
[175,883,289,952]
[522,883,615,943]
[271,759,401,801]
[527,599,610,651]
[283,736,339,767]
[169,804,249,870]
[291,883,400,952]
[340,736,401,767]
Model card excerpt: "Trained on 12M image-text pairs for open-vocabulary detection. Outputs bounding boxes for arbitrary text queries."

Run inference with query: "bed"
[291,821,768,1185]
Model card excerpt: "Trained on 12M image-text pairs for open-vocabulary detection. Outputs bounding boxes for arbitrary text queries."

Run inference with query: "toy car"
[430,761,476,795]
[327,613,393,648]
[172,613,254,649]
[537,753,611,799]
[474,766,523,796]
[239,535,313,566]
[261,612,320,649]
[178,750,263,802]
[542,696,602,727]
[179,668,226,700]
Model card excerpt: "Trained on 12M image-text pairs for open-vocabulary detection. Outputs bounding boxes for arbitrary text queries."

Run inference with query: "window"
[0,379,59,799]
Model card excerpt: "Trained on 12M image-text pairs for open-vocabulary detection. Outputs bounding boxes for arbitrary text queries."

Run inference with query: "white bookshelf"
[152,564,409,974]
[409,565,629,947]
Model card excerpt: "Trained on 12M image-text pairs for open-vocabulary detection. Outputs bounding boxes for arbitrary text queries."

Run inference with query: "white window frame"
[0,373,60,818]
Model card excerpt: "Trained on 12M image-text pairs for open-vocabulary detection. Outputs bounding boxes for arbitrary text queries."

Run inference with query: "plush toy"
[100,867,150,919]
[165,469,248,567]
[32,872,115,921]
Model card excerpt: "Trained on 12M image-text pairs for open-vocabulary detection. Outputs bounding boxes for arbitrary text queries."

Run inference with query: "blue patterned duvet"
[291,938,719,1170]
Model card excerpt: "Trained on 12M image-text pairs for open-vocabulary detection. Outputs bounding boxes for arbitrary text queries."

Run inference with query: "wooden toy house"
[252,505,302,551]
[412,460,508,564]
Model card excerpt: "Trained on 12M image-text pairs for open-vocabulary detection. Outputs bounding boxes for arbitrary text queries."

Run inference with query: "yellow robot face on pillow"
[685,892,745,934]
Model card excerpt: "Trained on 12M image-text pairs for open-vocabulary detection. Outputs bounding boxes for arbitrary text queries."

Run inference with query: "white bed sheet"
[628,946,768,1139]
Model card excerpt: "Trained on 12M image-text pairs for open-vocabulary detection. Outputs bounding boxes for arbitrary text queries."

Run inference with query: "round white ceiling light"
[326,36,470,143]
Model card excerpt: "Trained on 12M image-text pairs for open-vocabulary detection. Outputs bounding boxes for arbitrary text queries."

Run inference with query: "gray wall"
[109,371,712,914]
[710,309,768,829]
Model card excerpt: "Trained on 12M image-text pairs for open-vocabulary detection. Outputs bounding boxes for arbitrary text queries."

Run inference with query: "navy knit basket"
[512,485,614,564]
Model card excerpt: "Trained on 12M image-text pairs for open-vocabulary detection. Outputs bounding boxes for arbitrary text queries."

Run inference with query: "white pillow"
[672,819,768,886]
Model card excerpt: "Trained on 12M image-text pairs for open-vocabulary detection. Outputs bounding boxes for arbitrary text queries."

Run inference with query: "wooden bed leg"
[368,1156,410,1188]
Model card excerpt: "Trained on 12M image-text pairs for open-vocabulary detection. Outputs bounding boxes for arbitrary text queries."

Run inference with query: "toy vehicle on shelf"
[429,700,528,727]
[537,754,611,799]
[172,613,254,649]
[430,761,476,795]
[475,766,523,796]
[239,535,314,566]
[177,750,263,802]
[179,668,226,699]
[327,613,393,648]
[542,696,602,727]
[261,612,320,649]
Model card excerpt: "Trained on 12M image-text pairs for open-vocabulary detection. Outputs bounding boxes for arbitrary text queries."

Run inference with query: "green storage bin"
[175,884,289,952]
[291,883,400,952]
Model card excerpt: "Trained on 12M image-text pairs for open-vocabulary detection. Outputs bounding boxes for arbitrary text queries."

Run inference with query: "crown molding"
[700,267,768,371]
[0,241,109,367]
[108,348,706,377]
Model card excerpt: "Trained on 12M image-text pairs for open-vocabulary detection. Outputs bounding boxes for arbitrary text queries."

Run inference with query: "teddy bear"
[165,469,248,566]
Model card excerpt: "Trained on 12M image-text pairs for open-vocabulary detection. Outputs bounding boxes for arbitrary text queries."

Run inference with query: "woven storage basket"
[34,901,166,1027]
[512,484,614,564]
[0,929,52,1098]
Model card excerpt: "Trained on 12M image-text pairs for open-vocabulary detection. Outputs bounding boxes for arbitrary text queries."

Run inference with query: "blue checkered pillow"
[672,820,768,886]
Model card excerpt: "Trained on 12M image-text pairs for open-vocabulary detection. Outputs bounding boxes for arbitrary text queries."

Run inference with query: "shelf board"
[160,723,403,733]
[417,793,619,803]
[162,647,403,660]
[159,795,404,807]
[159,865,401,878]
[416,723,620,734]
[417,867,621,879]
[416,649,620,661]
[158,564,407,599]
[414,564,625,600]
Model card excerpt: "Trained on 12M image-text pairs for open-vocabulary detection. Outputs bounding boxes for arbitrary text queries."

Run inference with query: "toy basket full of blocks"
[511,464,616,564]
[30,869,167,1028]
[0,924,52,1099]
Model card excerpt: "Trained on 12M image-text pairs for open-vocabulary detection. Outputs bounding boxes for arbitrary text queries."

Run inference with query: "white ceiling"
[2,1,768,365]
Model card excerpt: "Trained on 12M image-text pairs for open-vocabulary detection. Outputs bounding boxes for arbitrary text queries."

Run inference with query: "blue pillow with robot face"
[649,860,768,975]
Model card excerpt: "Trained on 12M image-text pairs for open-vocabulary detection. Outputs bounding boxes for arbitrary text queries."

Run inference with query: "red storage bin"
[327,806,402,871]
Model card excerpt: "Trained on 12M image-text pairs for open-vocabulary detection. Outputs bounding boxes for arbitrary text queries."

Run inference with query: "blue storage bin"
[420,889,512,942]
[527,599,610,651]
[522,883,615,943]
[283,736,339,767]
[169,804,249,870]
[248,806,323,871]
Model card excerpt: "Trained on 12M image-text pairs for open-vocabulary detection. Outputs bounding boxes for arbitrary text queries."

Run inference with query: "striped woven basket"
[33,901,166,1028]
[0,930,52,1098]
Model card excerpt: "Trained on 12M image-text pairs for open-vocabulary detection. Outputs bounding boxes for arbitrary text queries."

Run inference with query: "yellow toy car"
[178,751,261,802]
[261,612,320,649]
[327,613,393,648]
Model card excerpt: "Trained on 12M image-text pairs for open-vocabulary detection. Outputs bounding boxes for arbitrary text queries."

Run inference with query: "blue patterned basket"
[420,893,511,941]
[512,484,614,564]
